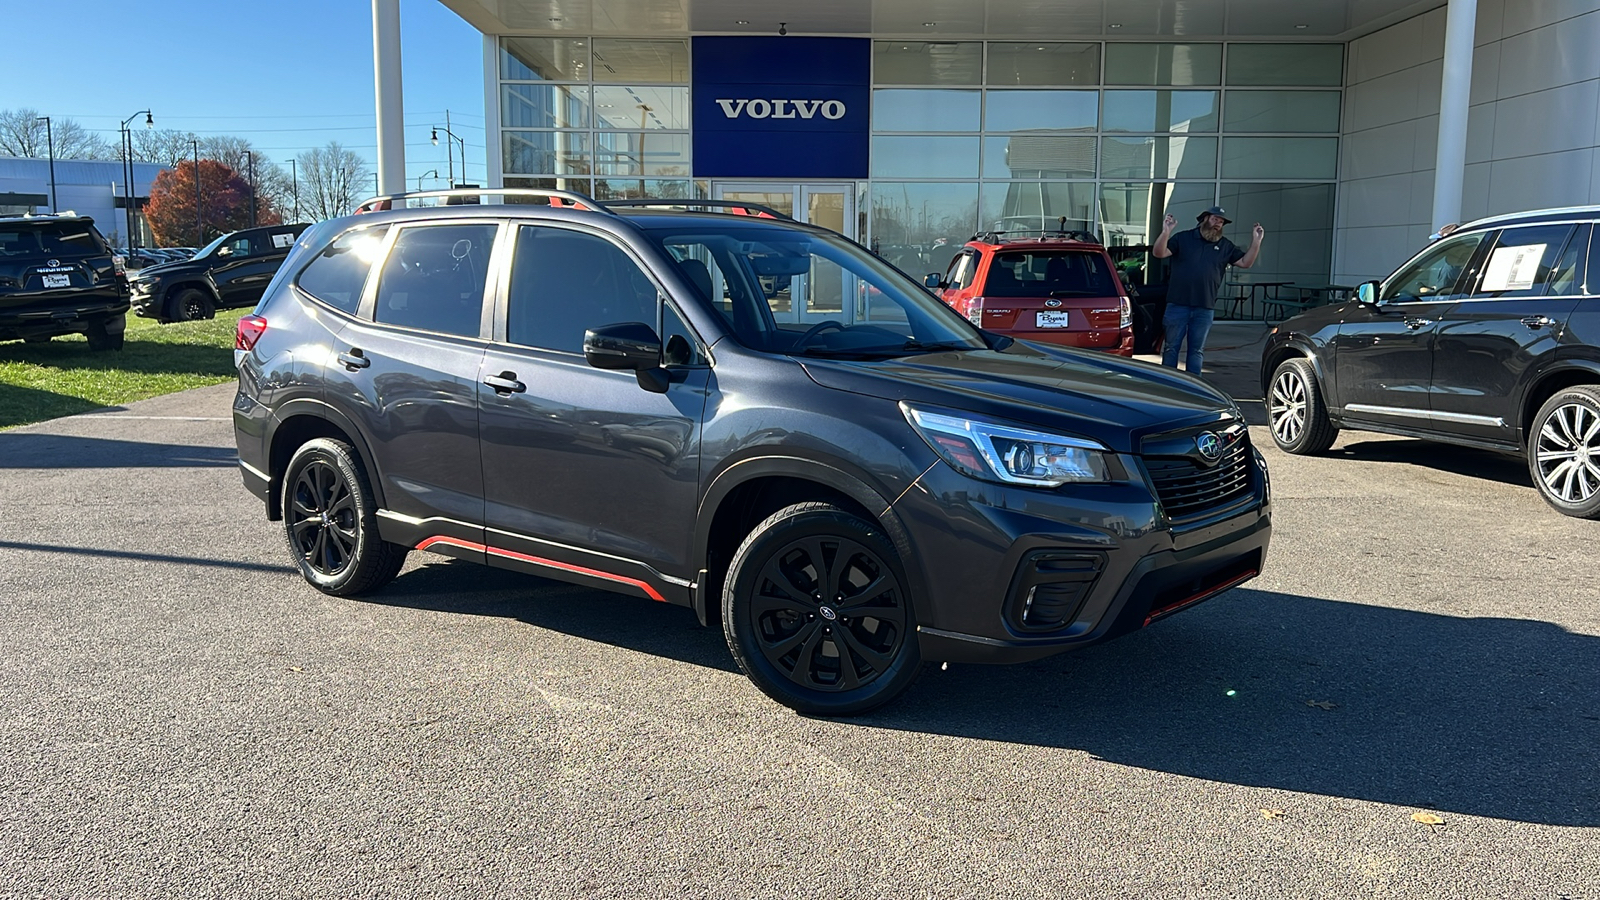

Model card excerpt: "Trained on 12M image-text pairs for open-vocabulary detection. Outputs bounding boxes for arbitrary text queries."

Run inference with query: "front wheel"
[1268,357,1337,454]
[722,503,922,716]
[1527,386,1600,518]
[281,438,408,595]
[167,288,214,322]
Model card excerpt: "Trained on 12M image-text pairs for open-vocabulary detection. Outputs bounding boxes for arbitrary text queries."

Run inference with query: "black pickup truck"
[129,223,309,322]
[0,214,129,351]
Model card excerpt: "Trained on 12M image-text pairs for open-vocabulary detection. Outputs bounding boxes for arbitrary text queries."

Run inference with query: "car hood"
[134,260,203,278]
[799,342,1238,453]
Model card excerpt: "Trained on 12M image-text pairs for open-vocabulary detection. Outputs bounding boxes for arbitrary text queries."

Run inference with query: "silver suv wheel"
[1534,396,1600,504]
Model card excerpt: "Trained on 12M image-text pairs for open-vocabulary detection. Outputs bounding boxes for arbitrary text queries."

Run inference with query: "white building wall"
[1335,0,1600,285]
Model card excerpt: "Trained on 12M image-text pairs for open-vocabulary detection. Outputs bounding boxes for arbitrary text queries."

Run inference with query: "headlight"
[902,403,1110,487]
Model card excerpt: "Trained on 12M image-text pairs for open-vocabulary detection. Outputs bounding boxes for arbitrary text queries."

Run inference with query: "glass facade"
[497,38,1343,294]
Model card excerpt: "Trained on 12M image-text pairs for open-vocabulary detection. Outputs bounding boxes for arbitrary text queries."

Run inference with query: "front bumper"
[895,452,1270,664]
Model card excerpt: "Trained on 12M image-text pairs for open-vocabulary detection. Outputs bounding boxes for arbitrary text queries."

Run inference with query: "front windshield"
[642,220,987,358]
[194,232,231,260]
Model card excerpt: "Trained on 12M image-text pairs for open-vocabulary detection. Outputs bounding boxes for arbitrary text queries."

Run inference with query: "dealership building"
[378,0,1600,297]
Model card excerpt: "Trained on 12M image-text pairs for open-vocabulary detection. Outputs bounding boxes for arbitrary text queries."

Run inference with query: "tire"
[167,287,215,322]
[84,316,125,352]
[1526,385,1600,519]
[722,502,922,716]
[1267,357,1337,454]
[281,438,408,595]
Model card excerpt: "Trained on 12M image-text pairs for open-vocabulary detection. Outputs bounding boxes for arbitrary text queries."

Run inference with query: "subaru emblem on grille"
[1044,298,1062,308]
[1196,432,1223,461]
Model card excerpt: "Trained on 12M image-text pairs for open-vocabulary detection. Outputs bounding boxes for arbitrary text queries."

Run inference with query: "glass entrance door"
[714,182,855,323]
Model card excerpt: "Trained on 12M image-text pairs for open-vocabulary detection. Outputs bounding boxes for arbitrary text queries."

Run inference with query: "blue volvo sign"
[691,37,870,179]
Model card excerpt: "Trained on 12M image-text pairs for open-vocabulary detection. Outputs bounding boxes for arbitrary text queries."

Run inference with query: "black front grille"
[1144,436,1254,521]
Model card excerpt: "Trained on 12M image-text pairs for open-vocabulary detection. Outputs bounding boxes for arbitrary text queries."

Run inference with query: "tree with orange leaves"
[145,159,281,247]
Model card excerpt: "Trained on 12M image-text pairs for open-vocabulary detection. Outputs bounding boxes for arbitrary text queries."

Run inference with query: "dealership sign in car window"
[1482,243,1546,291]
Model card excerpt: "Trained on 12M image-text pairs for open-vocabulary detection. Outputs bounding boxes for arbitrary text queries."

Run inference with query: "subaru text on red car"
[927,227,1135,356]
[234,190,1270,715]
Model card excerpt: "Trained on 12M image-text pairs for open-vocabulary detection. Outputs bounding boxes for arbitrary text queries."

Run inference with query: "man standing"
[1151,206,1263,373]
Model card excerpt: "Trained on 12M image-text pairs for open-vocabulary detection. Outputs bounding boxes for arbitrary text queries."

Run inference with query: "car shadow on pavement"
[369,559,737,673]
[1330,438,1532,487]
[0,433,237,468]
[871,588,1600,827]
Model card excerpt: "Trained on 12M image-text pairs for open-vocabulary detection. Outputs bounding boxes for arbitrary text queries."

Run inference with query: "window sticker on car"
[1481,244,1547,291]
[271,233,295,249]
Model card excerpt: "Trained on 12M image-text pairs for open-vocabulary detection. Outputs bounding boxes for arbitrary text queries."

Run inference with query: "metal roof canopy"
[438,0,1448,41]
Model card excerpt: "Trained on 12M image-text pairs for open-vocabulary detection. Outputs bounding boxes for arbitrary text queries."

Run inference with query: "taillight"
[1119,296,1132,329]
[236,314,268,351]
[967,297,984,326]
[112,255,126,276]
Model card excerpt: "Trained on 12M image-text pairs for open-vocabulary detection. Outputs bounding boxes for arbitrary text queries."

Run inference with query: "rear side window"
[1469,223,1576,300]
[296,225,391,313]
[0,222,106,258]
[984,250,1115,298]
[373,223,498,338]
[506,226,659,353]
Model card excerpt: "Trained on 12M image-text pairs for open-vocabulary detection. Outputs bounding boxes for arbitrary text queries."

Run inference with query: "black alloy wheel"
[281,438,408,595]
[723,502,922,715]
[168,287,214,322]
[1528,385,1600,519]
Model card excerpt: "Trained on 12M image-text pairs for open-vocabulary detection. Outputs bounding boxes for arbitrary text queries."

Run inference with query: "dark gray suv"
[234,190,1271,715]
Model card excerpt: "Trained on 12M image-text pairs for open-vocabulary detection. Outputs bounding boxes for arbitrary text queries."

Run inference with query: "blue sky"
[0,0,484,190]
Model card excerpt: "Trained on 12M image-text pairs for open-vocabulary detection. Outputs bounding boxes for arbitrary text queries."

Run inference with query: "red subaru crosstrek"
[928,231,1134,356]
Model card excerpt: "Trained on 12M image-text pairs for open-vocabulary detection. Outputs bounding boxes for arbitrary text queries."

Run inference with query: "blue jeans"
[1161,304,1215,373]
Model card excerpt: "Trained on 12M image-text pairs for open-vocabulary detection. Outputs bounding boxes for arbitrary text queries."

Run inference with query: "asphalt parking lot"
[2,334,1597,898]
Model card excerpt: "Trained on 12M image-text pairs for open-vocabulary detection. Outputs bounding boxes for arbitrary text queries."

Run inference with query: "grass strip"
[0,309,245,429]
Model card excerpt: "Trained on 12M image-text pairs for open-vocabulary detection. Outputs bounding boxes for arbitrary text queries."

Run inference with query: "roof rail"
[971,228,1102,246]
[602,199,793,220]
[353,187,607,214]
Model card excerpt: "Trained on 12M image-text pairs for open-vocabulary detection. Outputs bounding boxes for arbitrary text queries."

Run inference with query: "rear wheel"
[282,438,408,595]
[722,503,922,716]
[84,316,125,352]
[1268,357,1337,454]
[167,288,214,322]
[1527,386,1600,519]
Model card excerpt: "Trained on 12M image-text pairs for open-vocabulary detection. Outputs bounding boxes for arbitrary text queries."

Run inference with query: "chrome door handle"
[337,349,370,369]
[1403,318,1434,330]
[1521,315,1557,329]
[483,372,525,394]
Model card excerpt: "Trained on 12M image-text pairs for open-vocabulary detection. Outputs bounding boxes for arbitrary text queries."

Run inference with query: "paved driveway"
[1,379,1596,898]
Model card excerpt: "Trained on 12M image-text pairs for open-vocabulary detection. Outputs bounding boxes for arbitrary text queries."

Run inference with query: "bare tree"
[0,108,112,159]
[127,128,198,168]
[296,142,371,220]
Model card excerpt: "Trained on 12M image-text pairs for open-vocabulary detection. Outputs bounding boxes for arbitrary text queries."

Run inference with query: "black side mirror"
[584,322,669,393]
[1355,280,1380,308]
[923,273,946,289]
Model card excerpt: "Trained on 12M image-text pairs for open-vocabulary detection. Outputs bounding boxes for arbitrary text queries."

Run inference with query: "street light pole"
[290,158,299,223]
[119,110,152,248]
[192,137,203,245]
[244,149,257,227]
[416,169,438,192]
[431,120,466,188]
[35,116,56,212]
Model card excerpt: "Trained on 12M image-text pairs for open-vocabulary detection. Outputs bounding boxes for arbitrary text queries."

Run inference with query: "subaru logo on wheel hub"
[819,606,838,621]
[1196,432,1223,461]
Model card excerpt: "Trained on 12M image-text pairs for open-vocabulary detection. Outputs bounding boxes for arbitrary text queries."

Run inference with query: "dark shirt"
[1165,228,1245,310]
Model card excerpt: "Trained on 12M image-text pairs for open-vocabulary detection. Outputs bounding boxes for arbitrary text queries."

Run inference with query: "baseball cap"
[1196,206,1232,224]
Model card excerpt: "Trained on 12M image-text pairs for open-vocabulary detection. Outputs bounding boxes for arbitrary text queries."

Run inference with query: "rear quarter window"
[295,225,391,313]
